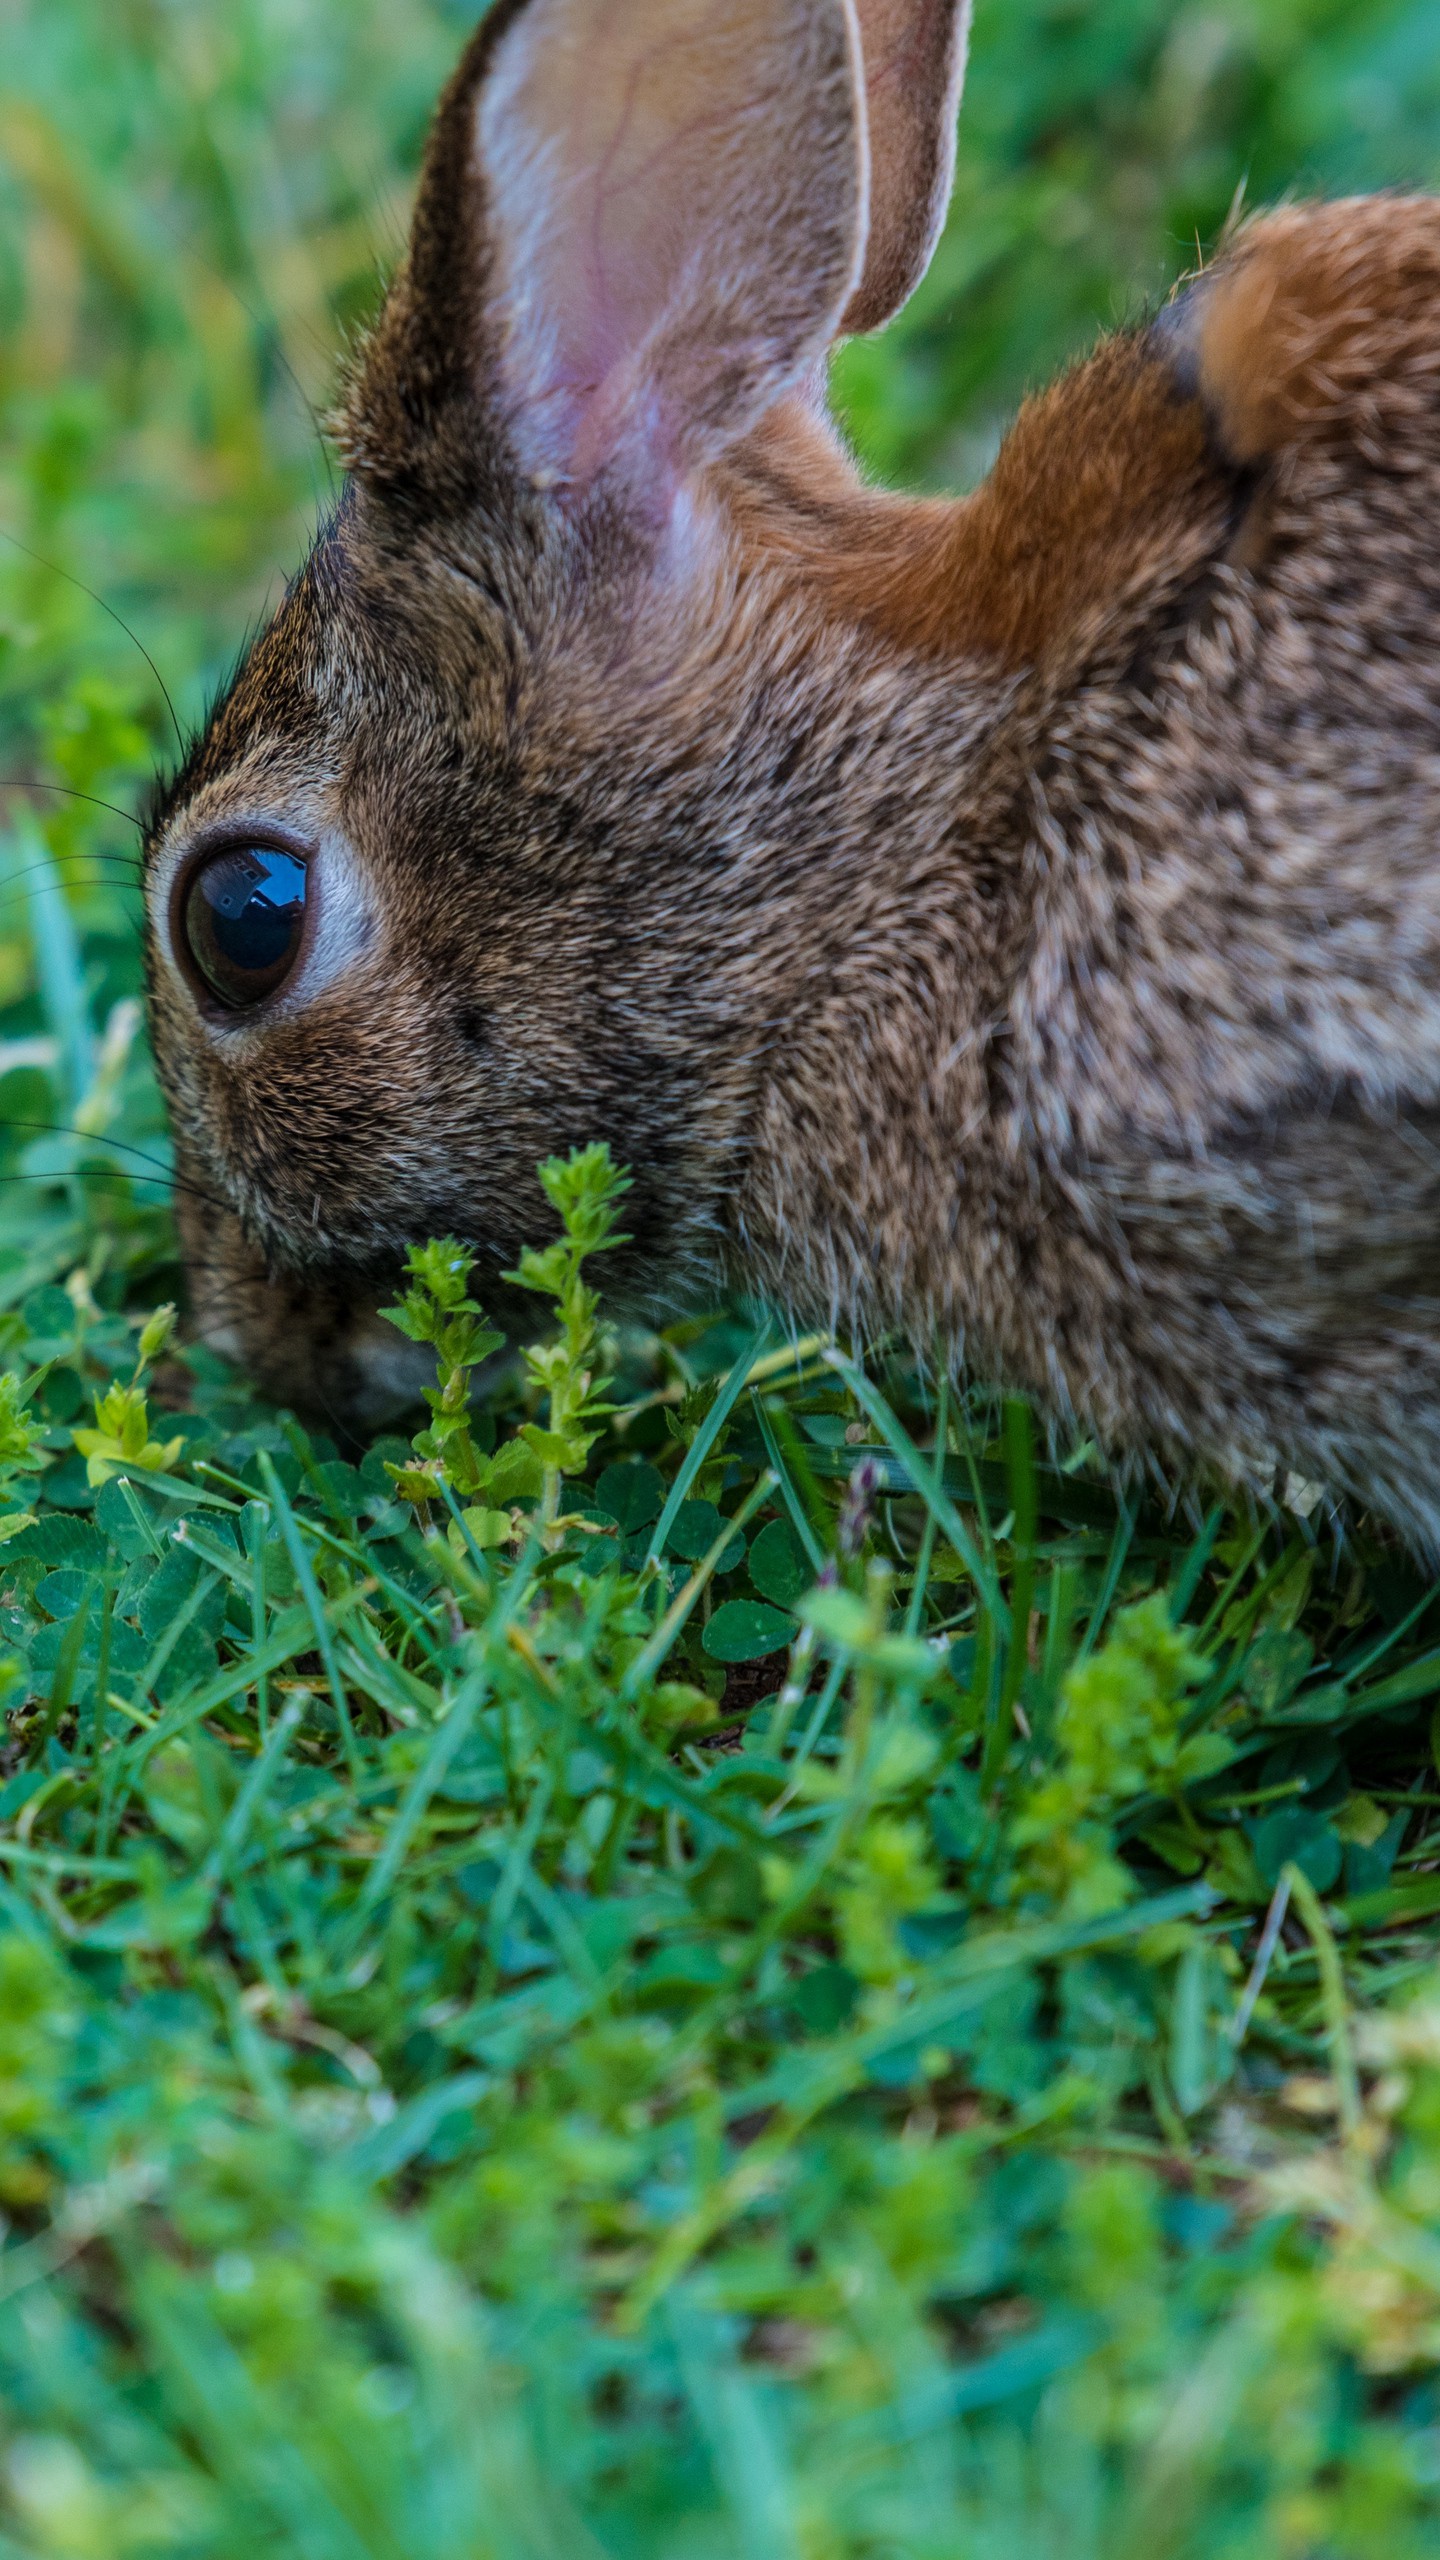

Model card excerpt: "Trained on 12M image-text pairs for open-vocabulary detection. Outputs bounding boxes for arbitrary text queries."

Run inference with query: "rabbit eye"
[181,844,309,1011]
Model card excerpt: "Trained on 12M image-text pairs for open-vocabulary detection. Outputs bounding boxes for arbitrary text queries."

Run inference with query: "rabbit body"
[143,0,1440,1547]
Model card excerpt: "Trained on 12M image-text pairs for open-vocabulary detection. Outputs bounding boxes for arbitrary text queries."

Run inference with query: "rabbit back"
[738,200,1440,1537]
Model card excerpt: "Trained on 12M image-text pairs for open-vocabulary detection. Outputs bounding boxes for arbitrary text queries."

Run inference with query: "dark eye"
[181,844,309,1011]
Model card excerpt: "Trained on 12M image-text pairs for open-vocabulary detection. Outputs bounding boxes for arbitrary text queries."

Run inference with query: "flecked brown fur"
[145,0,1440,1549]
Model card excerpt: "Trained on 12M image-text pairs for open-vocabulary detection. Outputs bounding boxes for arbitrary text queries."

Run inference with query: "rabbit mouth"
[168,1125,726,1431]
[170,1173,473,1433]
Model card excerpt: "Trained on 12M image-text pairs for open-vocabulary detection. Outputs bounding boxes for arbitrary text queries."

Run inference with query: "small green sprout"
[1012,1593,1210,1916]
[381,1145,630,1544]
[506,1143,631,1541]
[135,1302,178,1368]
[71,1301,184,1488]
[72,1384,185,1489]
[0,1370,48,1542]
[380,1241,505,1515]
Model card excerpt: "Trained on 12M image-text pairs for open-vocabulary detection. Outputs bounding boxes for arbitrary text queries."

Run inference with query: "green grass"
[4,2,1440,2552]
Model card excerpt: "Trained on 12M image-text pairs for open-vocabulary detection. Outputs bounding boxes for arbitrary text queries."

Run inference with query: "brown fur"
[729,332,1233,669]
[144,0,1440,1550]
[1186,197,1440,466]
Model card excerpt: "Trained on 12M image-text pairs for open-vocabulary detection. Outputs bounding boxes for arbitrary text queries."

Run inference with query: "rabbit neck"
[523,438,1041,1344]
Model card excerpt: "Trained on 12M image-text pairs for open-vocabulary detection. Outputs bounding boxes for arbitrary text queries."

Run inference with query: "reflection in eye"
[182,845,309,1010]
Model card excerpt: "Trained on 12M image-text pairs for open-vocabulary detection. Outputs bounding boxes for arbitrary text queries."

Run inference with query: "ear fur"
[459,0,869,505]
[842,0,970,333]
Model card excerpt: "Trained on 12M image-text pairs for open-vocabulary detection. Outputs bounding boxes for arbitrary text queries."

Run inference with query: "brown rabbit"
[144,0,1440,1549]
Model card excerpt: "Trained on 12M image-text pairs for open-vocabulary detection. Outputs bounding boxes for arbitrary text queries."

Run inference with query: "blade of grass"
[487,1767,555,1966]
[198,1690,308,1895]
[258,1451,361,1784]
[438,1475,495,1581]
[1331,1581,1440,1688]
[1170,1507,1224,1623]
[95,1568,220,1849]
[39,1583,91,1751]
[1230,1871,1292,2049]
[118,1473,166,1559]
[765,1653,849,1822]
[1040,1561,1079,1698]
[350,1666,489,1931]
[646,1314,773,1568]
[750,1391,826,1573]
[17,813,94,1111]
[242,1500,269,1736]
[197,1456,451,1671]
[1000,1396,1036,1713]
[1075,1492,1135,1667]
[1193,1517,1269,1644]
[745,1332,831,1386]
[903,1373,950,1638]
[824,1350,1005,1625]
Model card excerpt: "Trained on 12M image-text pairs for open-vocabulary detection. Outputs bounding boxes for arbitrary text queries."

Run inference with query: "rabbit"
[142,0,1440,1551]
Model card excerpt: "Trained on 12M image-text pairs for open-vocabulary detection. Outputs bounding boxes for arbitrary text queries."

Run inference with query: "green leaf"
[0,1370,45,1480]
[702,1600,795,1663]
[509,1240,571,1299]
[476,1439,547,1504]
[790,1963,860,2035]
[1137,1820,1205,1878]
[747,1517,810,1609]
[1248,1807,1342,1895]
[455,1507,513,1552]
[596,1462,665,1532]
[1173,1733,1235,1784]
[1169,1941,1233,2117]
[1342,1875,1440,1930]
[1241,1631,1314,1714]
[664,1500,743,1571]
[21,1287,78,1348]
[35,1567,94,1621]
[519,1423,586,1471]
[5,1515,107,1569]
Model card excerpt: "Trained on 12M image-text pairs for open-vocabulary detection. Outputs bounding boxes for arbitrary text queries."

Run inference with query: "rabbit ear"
[434,0,869,507]
[841,0,970,333]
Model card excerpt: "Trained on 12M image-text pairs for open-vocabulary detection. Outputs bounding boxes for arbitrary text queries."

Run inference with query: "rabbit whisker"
[0,782,145,836]
[0,530,184,757]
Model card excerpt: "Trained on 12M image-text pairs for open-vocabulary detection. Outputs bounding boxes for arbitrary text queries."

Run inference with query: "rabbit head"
[143,0,980,1422]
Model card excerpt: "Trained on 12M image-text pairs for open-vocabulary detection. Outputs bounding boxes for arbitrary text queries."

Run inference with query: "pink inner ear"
[554,42,764,474]
[475,0,867,496]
